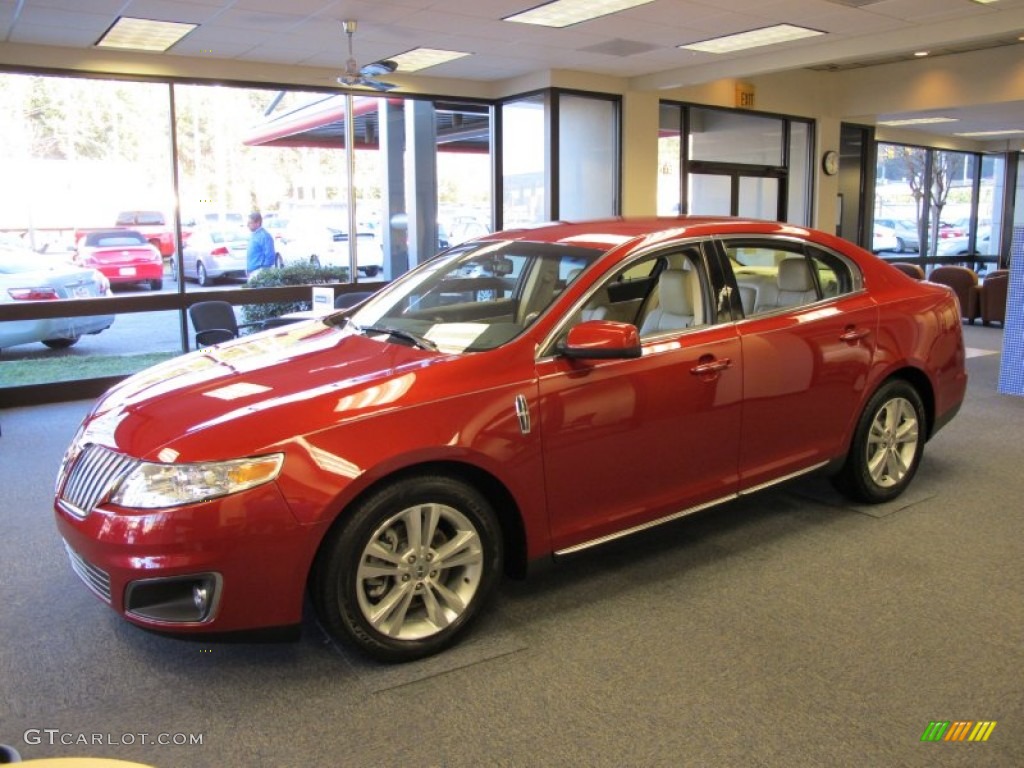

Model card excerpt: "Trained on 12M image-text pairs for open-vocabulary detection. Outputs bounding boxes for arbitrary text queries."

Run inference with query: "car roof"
[489,216,816,251]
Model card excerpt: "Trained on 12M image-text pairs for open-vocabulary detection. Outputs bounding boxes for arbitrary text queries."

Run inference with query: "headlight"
[111,454,284,509]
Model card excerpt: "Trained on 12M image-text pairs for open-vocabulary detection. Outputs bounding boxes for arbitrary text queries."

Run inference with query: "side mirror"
[559,320,642,360]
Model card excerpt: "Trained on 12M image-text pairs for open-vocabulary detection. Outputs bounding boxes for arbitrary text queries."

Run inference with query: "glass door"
[687,172,781,219]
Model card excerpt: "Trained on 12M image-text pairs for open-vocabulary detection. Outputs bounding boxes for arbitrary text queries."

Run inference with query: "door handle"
[690,356,732,376]
[839,326,871,343]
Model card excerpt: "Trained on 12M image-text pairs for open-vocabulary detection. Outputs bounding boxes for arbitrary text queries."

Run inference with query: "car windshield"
[209,229,249,244]
[88,232,148,247]
[336,240,601,353]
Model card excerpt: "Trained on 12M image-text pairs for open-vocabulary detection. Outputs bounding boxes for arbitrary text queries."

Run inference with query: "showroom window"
[658,103,813,224]
[874,142,1005,269]
[0,71,494,398]
[501,89,620,227]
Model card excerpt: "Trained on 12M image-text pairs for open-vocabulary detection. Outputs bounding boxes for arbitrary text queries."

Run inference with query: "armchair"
[928,265,980,324]
[979,269,1009,326]
[890,262,925,280]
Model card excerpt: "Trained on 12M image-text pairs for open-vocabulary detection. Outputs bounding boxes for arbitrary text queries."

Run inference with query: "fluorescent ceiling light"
[955,129,1024,137]
[680,24,824,54]
[970,1,999,5]
[505,0,654,28]
[388,48,471,73]
[877,117,958,126]
[96,17,196,52]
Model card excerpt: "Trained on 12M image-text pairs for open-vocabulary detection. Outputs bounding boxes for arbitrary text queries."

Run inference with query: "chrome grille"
[58,444,138,518]
[64,541,112,603]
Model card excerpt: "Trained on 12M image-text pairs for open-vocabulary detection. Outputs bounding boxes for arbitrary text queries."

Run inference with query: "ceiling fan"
[337,20,398,92]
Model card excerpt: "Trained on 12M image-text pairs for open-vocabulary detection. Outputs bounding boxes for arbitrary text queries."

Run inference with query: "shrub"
[241,264,349,328]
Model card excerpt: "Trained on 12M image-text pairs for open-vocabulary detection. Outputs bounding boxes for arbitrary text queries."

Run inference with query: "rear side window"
[727,239,860,317]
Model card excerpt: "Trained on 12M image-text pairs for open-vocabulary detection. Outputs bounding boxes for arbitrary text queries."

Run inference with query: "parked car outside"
[176,225,249,286]
[936,229,991,257]
[74,229,164,291]
[938,221,965,239]
[442,215,491,248]
[874,218,919,252]
[276,222,383,277]
[177,211,241,246]
[1,242,114,351]
[871,223,898,252]
[114,210,176,258]
[54,217,967,662]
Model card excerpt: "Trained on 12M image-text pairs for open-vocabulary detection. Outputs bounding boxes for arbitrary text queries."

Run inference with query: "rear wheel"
[833,379,925,503]
[197,262,210,287]
[312,475,503,662]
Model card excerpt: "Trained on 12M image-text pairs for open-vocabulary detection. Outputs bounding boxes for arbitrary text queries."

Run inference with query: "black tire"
[310,255,321,268]
[312,475,503,662]
[833,379,926,504]
[275,253,285,269]
[149,278,163,291]
[895,238,906,253]
[42,337,79,349]
[197,262,210,287]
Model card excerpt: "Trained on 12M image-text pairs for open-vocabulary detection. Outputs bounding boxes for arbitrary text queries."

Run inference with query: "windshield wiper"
[356,324,438,351]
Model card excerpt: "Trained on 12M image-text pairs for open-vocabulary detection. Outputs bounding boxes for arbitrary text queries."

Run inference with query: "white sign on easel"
[312,286,334,316]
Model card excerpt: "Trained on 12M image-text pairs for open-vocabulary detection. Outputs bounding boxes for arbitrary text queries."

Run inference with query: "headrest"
[778,258,814,292]
[658,270,694,315]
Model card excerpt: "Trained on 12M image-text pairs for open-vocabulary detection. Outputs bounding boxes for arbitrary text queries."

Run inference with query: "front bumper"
[54,481,326,634]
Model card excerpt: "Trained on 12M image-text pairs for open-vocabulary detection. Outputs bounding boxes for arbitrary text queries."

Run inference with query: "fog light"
[193,583,209,614]
[125,573,221,623]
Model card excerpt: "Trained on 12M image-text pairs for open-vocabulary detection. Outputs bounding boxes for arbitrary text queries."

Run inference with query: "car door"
[535,243,743,555]
[719,237,878,490]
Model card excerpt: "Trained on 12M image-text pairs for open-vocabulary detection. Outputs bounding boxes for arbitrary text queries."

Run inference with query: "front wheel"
[833,379,926,504]
[312,475,503,662]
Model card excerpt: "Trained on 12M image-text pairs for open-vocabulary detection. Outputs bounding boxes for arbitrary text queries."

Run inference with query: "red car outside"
[74,229,164,290]
[54,217,967,661]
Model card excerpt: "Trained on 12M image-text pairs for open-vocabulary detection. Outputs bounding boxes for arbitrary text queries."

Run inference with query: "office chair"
[189,301,247,347]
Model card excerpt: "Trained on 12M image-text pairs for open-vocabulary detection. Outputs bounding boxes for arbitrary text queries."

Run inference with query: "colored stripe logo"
[921,721,997,742]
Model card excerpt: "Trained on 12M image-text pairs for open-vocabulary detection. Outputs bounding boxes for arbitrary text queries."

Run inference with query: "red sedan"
[74,229,164,290]
[54,217,967,661]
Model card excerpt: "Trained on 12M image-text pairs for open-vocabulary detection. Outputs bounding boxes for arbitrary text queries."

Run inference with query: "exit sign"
[735,83,755,108]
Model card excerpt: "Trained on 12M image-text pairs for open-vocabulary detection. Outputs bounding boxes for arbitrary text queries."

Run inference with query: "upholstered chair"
[928,265,980,323]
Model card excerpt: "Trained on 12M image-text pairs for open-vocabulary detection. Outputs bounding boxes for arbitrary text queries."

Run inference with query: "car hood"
[80,319,460,461]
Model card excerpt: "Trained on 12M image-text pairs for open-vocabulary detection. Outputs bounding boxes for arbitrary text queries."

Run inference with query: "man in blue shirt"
[246,211,276,280]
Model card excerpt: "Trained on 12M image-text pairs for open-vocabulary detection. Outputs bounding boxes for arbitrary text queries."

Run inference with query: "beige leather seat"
[581,286,611,321]
[775,257,818,307]
[639,269,701,335]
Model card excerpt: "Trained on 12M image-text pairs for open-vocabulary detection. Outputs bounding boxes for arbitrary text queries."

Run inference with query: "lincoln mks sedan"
[54,217,967,661]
